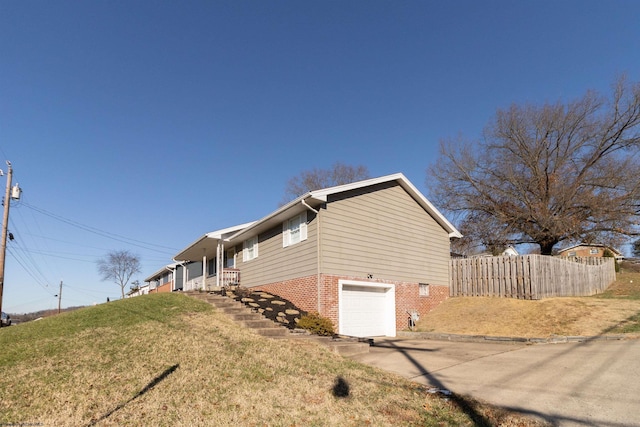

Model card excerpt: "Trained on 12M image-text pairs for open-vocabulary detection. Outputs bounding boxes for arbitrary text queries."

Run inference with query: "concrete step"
[325,341,371,357]
[184,291,369,355]
[229,313,264,321]
[241,319,277,329]
[254,327,289,337]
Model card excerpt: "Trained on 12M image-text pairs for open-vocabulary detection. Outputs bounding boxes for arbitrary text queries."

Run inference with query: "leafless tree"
[428,76,640,255]
[282,162,370,204]
[97,250,141,299]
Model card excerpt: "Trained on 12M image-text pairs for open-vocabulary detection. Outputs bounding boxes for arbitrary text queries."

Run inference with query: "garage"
[338,280,396,337]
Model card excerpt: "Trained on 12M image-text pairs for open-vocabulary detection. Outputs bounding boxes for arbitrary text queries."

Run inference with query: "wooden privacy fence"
[450,255,616,299]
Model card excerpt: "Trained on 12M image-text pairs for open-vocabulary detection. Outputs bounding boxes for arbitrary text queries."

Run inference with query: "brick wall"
[153,282,173,293]
[254,275,319,313]
[255,274,450,333]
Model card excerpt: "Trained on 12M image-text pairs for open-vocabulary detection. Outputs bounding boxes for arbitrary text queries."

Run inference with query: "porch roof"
[173,222,255,261]
[144,262,179,282]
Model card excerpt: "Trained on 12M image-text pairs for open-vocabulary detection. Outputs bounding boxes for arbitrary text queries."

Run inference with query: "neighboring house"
[557,244,624,260]
[126,283,150,298]
[469,245,519,258]
[144,263,181,293]
[173,173,461,337]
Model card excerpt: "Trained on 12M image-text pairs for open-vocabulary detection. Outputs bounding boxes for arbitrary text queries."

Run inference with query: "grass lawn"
[0,293,547,426]
[417,270,640,338]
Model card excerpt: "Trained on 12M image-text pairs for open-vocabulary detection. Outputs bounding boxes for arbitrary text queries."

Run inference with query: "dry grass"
[417,271,640,338]
[0,293,547,426]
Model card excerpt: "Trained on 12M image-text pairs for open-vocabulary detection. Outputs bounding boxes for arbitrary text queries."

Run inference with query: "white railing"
[183,269,241,291]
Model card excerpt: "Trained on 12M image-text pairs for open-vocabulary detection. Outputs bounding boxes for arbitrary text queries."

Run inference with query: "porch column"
[202,249,207,291]
[216,242,221,288]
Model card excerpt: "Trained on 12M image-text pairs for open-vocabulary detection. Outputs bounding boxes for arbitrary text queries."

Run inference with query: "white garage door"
[339,282,395,337]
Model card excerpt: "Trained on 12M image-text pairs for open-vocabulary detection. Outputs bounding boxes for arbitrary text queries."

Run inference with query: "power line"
[6,247,55,295]
[21,201,179,254]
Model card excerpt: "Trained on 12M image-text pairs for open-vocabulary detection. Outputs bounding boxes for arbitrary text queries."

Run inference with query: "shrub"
[297,312,335,336]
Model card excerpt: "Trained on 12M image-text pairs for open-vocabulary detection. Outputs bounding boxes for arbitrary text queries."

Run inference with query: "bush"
[297,312,335,336]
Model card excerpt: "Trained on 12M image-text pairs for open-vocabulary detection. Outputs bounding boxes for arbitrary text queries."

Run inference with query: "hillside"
[0,293,546,426]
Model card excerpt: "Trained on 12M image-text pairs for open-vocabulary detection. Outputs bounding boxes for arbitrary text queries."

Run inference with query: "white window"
[243,236,258,261]
[568,251,576,257]
[283,212,308,247]
[589,248,599,255]
[419,283,430,297]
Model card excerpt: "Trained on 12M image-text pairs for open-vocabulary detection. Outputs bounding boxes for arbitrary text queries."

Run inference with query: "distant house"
[469,245,519,258]
[144,263,182,293]
[557,244,624,260]
[172,173,461,337]
[126,283,150,298]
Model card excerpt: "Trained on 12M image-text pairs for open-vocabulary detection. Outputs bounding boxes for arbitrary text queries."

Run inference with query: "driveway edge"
[397,331,639,344]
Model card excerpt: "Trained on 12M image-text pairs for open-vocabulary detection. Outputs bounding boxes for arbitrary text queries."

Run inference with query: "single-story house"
[557,244,624,260]
[126,283,150,298]
[144,263,182,293]
[171,173,461,338]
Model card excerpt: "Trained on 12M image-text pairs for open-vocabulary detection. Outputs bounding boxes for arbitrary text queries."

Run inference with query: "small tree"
[632,239,640,258]
[97,250,141,299]
[281,162,370,204]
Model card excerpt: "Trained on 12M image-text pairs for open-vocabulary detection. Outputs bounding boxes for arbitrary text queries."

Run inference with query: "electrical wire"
[21,201,179,255]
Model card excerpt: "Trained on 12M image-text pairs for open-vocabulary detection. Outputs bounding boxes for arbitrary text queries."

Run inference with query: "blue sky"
[1,1,639,313]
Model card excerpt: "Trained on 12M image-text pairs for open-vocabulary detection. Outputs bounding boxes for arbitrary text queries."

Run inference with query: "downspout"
[301,199,322,314]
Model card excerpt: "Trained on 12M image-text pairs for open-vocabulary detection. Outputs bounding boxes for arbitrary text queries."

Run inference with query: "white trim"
[283,211,308,248]
[338,279,396,337]
[243,236,258,261]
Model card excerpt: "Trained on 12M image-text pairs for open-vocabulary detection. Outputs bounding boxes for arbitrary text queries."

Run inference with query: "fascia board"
[227,194,313,242]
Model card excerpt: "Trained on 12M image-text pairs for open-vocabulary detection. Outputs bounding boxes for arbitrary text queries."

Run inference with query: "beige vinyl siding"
[236,212,318,288]
[321,182,451,286]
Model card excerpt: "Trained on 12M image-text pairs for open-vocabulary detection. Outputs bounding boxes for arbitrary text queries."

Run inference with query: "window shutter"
[283,221,290,248]
[300,211,308,241]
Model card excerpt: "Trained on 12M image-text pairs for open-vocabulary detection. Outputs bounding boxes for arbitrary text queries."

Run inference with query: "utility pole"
[0,161,20,320]
[58,281,63,314]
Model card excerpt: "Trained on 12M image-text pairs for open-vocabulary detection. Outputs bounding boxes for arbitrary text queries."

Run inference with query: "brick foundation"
[254,274,450,334]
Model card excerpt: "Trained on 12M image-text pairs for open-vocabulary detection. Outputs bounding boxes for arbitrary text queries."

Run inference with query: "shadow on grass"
[86,364,179,427]
[332,376,350,398]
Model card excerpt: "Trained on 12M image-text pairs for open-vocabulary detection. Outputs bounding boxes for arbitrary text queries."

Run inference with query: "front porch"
[183,268,241,292]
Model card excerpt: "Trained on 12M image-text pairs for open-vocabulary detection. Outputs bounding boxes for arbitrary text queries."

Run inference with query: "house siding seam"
[255,274,449,332]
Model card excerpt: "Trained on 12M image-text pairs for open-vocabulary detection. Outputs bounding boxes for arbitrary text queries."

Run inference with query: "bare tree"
[282,162,370,204]
[429,76,640,255]
[97,250,141,299]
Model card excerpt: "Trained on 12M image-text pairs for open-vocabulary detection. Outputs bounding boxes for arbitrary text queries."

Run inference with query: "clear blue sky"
[1,0,639,313]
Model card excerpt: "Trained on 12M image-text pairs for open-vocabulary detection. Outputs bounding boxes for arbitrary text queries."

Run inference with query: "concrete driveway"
[349,337,640,427]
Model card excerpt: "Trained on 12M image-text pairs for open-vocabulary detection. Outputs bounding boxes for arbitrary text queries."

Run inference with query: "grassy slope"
[0,293,545,426]
[417,271,640,337]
